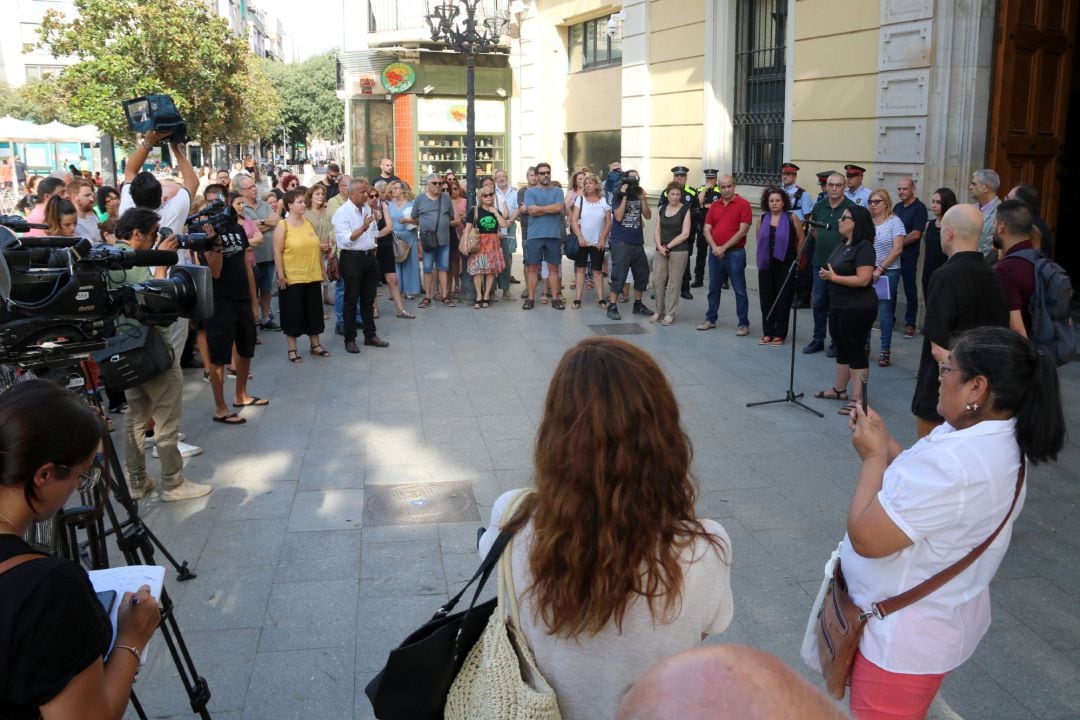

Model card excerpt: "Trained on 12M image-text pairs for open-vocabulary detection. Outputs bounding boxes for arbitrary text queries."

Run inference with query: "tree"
[0,81,65,124]
[30,0,281,144]
[262,51,343,146]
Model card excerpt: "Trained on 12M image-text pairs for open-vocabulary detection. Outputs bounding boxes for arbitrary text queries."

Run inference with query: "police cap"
[844,164,866,177]
[671,166,689,176]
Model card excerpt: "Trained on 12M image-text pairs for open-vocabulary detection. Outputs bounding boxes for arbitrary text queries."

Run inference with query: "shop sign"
[417,98,506,133]
[358,77,376,95]
[381,62,416,94]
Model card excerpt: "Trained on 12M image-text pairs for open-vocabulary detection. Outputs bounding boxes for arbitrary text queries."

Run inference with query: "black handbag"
[365,530,513,720]
[419,195,446,252]
[91,323,173,391]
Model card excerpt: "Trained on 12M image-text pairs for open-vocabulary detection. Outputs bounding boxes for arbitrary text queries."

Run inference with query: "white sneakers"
[160,481,213,502]
[128,478,156,500]
[152,441,202,458]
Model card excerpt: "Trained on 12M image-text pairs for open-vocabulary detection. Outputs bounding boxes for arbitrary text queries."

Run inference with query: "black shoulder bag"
[91,323,173,391]
[420,195,444,252]
[364,529,514,720]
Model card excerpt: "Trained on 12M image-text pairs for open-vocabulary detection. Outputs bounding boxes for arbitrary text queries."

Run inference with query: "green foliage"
[0,81,65,124]
[30,0,281,144]
[263,51,344,144]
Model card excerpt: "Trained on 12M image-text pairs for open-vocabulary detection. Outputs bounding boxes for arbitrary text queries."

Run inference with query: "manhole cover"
[363,481,479,527]
[587,323,647,336]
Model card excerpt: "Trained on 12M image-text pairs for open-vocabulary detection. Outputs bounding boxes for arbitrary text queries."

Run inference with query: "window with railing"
[568,17,622,72]
[732,0,787,186]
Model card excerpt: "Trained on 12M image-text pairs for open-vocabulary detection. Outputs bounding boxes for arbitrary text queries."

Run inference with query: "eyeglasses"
[938,363,960,378]
[868,199,884,205]
[826,182,844,188]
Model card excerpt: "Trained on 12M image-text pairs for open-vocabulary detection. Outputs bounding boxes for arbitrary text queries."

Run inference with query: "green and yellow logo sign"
[381,63,416,94]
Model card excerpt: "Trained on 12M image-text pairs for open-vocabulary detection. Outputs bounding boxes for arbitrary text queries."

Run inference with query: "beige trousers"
[652,251,690,320]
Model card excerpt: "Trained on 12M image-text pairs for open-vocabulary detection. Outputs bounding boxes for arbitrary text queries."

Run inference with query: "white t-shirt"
[873,215,907,270]
[480,489,733,720]
[575,196,610,246]
[495,185,519,238]
[839,419,1024,674]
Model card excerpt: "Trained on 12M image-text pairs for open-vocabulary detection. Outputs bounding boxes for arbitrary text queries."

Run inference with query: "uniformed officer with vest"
[692,168,722,288]
[814,170,832,203]
[843,163,871,206]
[659,165,699,299]
[781,162,814,221]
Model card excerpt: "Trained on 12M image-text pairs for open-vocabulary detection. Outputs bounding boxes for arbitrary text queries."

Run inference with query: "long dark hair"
[503,337,727,638]
[934,187,957,216]
[847,205,875,244]
[949,326,1066,464]
[0,379,104,511]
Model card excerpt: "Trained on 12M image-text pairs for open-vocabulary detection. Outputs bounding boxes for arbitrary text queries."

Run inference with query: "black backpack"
[1014,248,1075,365]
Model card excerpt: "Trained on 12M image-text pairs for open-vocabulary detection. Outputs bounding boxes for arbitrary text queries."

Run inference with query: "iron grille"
[732,0,787,187]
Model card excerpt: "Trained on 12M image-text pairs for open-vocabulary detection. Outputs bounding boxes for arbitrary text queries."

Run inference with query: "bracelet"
[112,644,142,674]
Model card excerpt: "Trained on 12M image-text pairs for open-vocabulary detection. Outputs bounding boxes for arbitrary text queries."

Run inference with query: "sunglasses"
[868,199,884,205]
[537,171,551,175]
[480,192,494,197]
[839,215,853,221]
[367,193,378,198]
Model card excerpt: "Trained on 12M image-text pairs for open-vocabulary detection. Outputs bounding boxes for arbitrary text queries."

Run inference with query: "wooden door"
[986,0,1078,237]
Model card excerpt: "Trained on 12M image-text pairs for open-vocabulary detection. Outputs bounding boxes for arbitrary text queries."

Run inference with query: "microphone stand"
[747,220,824,417]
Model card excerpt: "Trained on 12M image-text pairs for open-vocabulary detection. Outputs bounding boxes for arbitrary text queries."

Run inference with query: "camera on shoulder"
[122,94,188,145]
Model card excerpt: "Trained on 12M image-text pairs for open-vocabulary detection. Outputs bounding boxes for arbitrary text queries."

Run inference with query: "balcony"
[368,0,430,44]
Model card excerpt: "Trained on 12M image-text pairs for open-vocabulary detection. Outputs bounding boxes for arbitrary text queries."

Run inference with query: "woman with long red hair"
[479,337,733,720]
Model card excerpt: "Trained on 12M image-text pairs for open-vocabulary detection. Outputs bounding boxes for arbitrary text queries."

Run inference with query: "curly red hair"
[504,337,727,638]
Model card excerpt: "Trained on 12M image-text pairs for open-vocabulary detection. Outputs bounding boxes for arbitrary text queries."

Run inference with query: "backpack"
[1015,248,1075,366]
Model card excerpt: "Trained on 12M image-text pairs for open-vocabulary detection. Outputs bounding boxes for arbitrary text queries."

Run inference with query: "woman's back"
[481,489,732,720]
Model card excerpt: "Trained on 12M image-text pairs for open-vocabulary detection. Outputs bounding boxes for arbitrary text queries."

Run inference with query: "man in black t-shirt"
[200,209,263,425]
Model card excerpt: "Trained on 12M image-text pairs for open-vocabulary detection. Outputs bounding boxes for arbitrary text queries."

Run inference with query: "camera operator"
[110,208,212,502]
[606,170,652,320]
[0,380,161,720]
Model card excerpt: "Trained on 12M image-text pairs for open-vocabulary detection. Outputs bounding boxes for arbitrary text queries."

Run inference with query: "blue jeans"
[334,278,363,328]
[900,244,919,326]
[811,266,831,344]
[422,243,451,273]
[877,268,901,351]
[705,248,749,327]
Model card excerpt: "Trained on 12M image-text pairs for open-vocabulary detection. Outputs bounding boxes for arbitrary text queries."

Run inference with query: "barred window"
[733,0,787,186]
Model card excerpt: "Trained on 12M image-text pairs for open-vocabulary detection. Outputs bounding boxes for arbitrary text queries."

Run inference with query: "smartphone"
[97,589,117,614]
[861,376,869,415]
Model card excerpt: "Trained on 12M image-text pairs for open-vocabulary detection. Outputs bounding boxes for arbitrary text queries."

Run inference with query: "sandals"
[418,297,432,309]
[551,298,565,310]
[233,397,269,407]
[396,311,416,319]
[481,300,490,308]
[771,337,785,346]
[541,294,550,305]
[522,299,535,310]
[814,387,848,401]
[838,402,858,416]
[758,336,773,345]
[598,299,608,308]
[212,412,246,425]
[310,344,331,357]
[878,351,891,367]
[442,298,457,307]
[287,350,303,364]
[572,299,582,309]
[474,301,482,310]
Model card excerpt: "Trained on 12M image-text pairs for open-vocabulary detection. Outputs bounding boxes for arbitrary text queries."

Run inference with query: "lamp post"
[426,0,509,302]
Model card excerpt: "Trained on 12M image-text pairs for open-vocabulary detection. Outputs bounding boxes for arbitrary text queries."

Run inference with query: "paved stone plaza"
[117,278,1080,720]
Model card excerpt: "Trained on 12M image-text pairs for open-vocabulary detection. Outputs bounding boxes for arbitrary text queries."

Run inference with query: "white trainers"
[128,478,157,500]
[160,481,213,502]
[146,432,186,445]
[152,441,202,459]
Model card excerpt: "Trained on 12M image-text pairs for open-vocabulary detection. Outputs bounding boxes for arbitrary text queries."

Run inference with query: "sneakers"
[160,480,213,502]
[128,478,157,500]
[696,321,716,331]
[632,301,652,316]
[903,324,916,339]
[152,441,202,459]
[606,304,622,321]
[260,319,281,331]
[826,345,839,358]
[736,326,750,336]
[802,340,824,354]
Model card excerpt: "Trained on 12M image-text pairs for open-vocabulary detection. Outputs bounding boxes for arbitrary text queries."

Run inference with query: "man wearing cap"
[693,170,722,287]
[660,166,699,300]
[814,171,831,203]
[781,163,814,221]
[843,164,871,207]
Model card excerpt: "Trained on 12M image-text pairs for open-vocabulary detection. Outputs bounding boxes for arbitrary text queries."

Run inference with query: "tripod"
[746,223,824,418]
[12,351,214,719]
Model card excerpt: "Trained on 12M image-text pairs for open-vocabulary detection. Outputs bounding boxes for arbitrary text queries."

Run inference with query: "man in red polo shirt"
[698,175,752,334]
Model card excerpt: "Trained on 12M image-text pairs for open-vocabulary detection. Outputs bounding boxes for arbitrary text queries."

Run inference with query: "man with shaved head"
[617,645,847,720]
[910,203,1009,437]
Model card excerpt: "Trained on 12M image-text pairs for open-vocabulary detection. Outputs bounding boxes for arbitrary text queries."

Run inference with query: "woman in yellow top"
[274,188,329,363]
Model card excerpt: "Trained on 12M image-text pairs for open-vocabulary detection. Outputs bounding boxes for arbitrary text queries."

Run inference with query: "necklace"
[0,508,22,533]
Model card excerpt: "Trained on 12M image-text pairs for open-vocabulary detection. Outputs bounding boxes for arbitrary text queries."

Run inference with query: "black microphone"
[804,219,831,230]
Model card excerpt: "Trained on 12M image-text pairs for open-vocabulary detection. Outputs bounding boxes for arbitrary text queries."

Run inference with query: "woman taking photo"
[650,182,693,325]
[868,189,907,367]
[0,379,161,719]
[387,180,422,300]
[755,187,804,345]
[841,326,1064,719]
[920,188,956,301]
[479,337,733,720]
[815,205,876,415]
[568,173,609,309]
[273,188,329,363]
[461,185,507,308]
[370,183,414,319]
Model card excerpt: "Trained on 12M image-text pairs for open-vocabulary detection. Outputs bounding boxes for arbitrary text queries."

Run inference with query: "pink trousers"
[849,650,947,720]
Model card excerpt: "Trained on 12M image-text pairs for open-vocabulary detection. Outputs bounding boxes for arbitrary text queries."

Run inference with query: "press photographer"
[606,170,652,320]
[0,379,161,720]
[109,208,212,502]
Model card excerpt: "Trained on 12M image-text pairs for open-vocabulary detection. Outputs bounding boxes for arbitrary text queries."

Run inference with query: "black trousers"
[681,218,700,292]
[340,249,380,342]
[693,230,709,283]
[758,256,796,339]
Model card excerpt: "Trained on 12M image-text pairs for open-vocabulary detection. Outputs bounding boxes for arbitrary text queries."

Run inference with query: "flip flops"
[212,413,246,425]
[233,397,269,408]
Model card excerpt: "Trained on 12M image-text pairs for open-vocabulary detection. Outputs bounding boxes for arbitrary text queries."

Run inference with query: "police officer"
[843,163,871,206]
[659,165,699,299]
[814,170,832,203]
[780,162,814,221]
[692,169,722,288]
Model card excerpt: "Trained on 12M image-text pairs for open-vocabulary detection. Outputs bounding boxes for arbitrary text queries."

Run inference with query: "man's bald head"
[617,645,846,720]
[940,203,984,256]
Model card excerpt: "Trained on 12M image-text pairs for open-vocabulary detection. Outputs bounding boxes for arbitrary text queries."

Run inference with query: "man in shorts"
[522,162,565,310]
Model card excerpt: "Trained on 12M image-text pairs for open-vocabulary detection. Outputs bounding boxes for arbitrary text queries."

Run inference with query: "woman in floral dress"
[462,187,507,308]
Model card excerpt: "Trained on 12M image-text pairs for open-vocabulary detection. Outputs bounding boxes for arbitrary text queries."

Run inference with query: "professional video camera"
[164,198,232,254]
[122,94,188,145]
[609,169,641,202]
[0,218,212,366]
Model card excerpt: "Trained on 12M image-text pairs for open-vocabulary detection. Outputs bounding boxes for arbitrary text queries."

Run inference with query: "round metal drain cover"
[363,481,479,527]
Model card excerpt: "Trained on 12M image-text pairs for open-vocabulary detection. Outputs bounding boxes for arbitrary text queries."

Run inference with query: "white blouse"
[840,419,1024,674]
[480,489,733,720]
[873,215,907,270]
